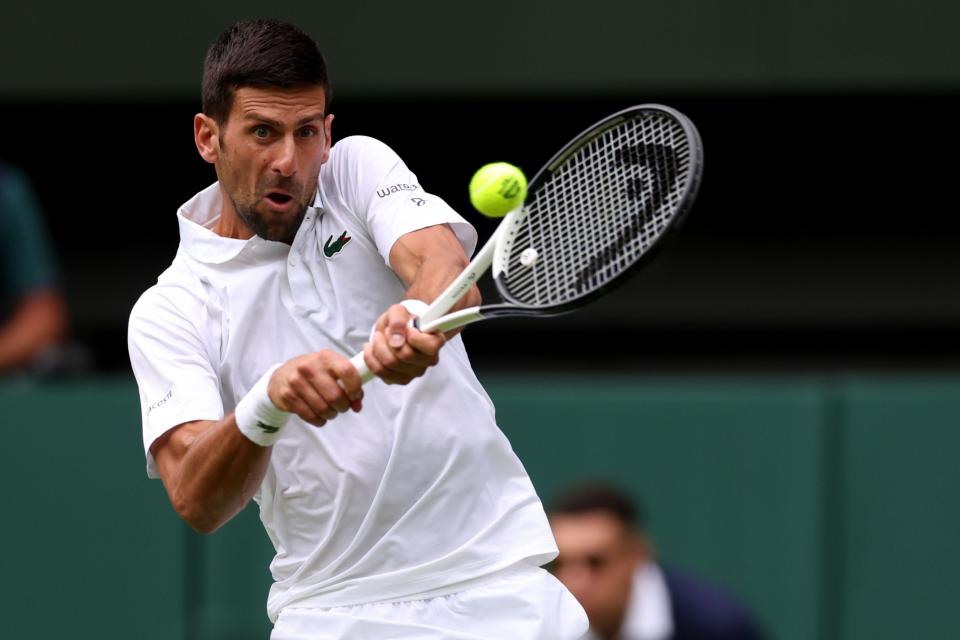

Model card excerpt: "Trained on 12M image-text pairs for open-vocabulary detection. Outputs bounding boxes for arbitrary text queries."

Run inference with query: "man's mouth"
[265,192,294,205]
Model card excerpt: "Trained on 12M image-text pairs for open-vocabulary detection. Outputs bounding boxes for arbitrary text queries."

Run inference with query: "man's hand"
[268,349,364,426]
[363,303,446,385]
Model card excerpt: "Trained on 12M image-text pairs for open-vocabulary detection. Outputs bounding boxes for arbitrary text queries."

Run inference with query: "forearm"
[404,254,481,310]
[158,352,362,533]
[0,290,66,371]
[162,416,272,534]
[391,225,481,310]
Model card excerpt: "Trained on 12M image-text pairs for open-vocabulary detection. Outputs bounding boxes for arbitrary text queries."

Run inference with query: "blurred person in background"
[550,484,765,640]
[0,161,68,375]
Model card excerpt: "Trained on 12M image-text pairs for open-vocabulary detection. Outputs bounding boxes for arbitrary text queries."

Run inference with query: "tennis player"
[127,18,587,639]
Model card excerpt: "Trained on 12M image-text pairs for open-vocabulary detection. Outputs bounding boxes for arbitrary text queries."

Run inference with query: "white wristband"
[234,364,291,447]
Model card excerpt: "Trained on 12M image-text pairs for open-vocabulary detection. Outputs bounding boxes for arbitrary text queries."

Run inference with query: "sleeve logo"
[147,388,174,415]
[376,183,420,198]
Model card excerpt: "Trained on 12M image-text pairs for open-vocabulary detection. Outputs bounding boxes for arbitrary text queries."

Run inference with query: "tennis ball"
[469,162,527,218]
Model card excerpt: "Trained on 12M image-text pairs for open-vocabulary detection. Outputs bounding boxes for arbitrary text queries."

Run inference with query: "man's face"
[203,85,333,243]
[550,511,646,639]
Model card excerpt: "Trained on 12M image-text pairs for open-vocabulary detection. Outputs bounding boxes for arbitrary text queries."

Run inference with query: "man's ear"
[194,113,221,164]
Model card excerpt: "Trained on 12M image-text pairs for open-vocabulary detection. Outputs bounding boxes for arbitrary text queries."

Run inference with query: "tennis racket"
[350,103,703,382]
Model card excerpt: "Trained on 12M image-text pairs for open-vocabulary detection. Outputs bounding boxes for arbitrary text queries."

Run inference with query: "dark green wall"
[838,380,960,639]
[491,377,829,640]
[2,375,959,639]
[3,1,960,98]
[0,380,186,638]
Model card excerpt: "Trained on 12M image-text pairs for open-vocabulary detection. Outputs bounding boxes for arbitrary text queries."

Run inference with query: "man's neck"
[213,187,254,240]
[213,213,254,240]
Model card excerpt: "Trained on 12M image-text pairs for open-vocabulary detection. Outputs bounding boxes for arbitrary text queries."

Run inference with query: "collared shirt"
[128,136,558,621]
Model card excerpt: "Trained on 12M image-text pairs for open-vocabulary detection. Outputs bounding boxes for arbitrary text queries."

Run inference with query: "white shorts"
[270,564,589,640]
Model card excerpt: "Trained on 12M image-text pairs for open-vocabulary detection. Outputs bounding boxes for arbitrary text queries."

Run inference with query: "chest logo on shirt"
[323,230,352,258]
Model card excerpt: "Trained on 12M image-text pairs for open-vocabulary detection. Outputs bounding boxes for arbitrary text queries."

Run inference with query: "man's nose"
[272,135,298,177]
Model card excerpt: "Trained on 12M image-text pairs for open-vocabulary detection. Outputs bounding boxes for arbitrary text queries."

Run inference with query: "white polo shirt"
[128,136,557,622]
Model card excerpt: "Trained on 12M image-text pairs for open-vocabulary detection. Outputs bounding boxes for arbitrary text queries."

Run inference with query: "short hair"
[550,483,646,530]
[202,19,331,125]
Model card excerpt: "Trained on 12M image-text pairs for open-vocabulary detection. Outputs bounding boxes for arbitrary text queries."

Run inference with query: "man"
[127,19,586,639]
[550,484,765,640]
[0,162,68,374]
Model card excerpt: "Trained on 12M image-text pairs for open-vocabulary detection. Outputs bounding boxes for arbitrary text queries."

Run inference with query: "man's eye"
[298,127,318,138]
[253,126,270,138]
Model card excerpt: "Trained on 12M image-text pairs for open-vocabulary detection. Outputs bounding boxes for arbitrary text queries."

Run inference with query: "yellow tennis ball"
[468,162,527,218]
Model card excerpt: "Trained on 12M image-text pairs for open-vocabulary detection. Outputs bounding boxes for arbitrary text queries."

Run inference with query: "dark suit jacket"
[663,568,766,640]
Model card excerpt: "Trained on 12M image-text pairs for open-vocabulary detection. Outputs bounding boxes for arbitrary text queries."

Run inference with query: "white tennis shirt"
[128,136,557,621]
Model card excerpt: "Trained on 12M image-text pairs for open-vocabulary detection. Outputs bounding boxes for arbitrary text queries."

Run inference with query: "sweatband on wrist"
[234,364,291,447]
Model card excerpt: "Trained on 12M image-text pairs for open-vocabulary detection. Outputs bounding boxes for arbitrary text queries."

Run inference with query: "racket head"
[490,104,703,317]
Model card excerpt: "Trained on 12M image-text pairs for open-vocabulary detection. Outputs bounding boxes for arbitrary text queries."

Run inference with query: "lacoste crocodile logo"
[323,231,352,258]
[256,421,280,434]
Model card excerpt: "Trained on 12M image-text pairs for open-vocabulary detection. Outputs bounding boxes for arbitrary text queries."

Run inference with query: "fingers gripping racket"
[350,104,703,382]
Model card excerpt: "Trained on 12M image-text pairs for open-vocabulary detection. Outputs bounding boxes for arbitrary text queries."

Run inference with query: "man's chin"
[261,220,302,244]
[250,206,307,244]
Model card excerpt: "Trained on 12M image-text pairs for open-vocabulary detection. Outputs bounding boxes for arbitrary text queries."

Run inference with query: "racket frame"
[492,103,703,316]
[349,103,703,382]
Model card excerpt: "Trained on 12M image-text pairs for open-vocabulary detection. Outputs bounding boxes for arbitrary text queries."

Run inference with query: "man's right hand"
[268,349,364,426]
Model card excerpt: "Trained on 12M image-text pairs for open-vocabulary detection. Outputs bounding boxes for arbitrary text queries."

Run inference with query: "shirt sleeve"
[323,136,478,264]
[0,165,60,302]
[128,284,224,478]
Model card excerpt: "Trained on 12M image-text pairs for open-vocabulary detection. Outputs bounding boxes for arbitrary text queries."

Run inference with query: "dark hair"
[202,19,331,125]
[551,483,646,529]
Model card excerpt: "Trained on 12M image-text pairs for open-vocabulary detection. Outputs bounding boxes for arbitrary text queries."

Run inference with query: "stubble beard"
[229,182,314,245]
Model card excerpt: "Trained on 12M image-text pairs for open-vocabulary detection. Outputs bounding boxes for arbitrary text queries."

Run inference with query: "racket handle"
[347,306,484,385]
[349,351,376,384]
[419,307,484,334]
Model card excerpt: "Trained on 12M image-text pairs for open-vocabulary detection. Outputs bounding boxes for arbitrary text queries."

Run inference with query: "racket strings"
[501,113,693,307]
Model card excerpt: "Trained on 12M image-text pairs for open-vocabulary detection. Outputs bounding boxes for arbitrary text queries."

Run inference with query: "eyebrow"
[243,112,326,127]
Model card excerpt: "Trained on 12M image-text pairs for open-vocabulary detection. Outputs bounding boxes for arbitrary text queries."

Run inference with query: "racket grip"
[349,351,376,384]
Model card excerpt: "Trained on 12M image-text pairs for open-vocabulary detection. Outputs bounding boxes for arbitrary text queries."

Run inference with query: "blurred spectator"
[549,484,765,640]
[0,162,69,375]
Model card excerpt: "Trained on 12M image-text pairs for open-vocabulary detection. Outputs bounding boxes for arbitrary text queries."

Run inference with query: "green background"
[3,0,960,98]
[2,374,958,639]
